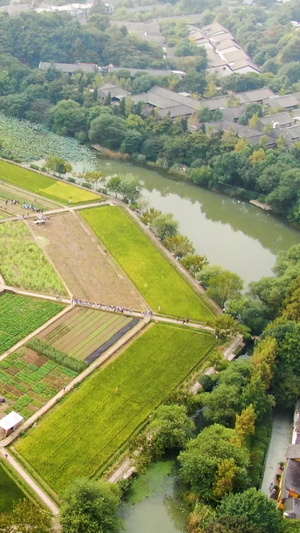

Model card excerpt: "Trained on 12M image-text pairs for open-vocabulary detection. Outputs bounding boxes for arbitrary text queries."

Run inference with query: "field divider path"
[0,303,72,362]
[0,447,59,516]
[0,316,150,448]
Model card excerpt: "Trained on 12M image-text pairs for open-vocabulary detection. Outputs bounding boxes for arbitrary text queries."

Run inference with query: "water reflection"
[91,157,299,284]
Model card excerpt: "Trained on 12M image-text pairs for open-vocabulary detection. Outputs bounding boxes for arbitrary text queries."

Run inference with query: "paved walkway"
[0,447,59,516]
[261,408,293,495]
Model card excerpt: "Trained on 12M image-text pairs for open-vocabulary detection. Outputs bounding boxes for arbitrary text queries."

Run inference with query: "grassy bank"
[0,159,99,204]
[81,206,215,321]
[16,324,216,493]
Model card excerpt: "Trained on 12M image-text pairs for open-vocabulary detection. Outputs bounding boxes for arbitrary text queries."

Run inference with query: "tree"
[179,424,250,503]
[234,405,256,444]
[180,254,208,277]
[107,174,142,204]
[89,115,127,149]
[199,268,243,308]
[252,337,277,389]
[151,213,179,240]
[190,166,213,186]
[214,314,242,339]
[120,129,143,154]
[205,516,261,533]
[217,488,284,533]
[146,404,195,457]
[164,234,195,258]
[60,478,123,533]
[45,155,72,176]
[49,100,87,137]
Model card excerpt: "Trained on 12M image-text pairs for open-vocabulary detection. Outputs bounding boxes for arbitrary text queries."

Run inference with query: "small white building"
[0,411,24,438]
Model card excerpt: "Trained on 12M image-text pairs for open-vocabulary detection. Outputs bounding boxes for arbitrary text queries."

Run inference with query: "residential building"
[97,83,131,102]
[39,61,97,74]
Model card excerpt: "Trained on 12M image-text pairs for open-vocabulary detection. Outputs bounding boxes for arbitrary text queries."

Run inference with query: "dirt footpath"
[28,212,148,310]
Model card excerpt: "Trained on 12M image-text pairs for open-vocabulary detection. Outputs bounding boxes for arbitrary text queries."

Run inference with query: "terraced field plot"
[0,160,99,204]
[0,222,68,295]
[0,460,25,511]
[38,307,137,362]
[0,348,77,419]
[82,207,215,321]
[16,324,217,493]
[0,293,64,355]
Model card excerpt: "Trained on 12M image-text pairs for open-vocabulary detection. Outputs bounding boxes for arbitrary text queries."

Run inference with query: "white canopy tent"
[0,411,24,437]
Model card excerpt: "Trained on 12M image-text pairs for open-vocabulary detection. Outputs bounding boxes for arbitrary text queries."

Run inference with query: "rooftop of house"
[98,83,131,99]
[281,459,300,499]
[157,105,195,118]
[216,39,241,52]
[39,61,97,73]
[222,49,252,63]
[287,445,300,459]
[206,48,228,67]
[108,66,179,77]
[237,87,275,103]
[230,58,261,72]
[266,94,300,108]
[206,120,275,146]
[259,112,294,126]
[202,22,228,37]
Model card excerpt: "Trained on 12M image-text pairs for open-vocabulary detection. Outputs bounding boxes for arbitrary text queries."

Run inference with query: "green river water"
[91,157,300,285]
[121,461,187,533]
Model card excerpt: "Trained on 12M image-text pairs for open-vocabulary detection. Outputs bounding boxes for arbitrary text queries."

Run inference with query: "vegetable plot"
[0,293,64,355]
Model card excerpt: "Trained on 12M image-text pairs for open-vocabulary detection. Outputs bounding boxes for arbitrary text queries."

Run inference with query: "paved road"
[261,408,293,495]
[0,447,59,515]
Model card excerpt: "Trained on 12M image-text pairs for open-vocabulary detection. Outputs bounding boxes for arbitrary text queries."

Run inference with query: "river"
[91,157,300,286]
[120,460,187,533]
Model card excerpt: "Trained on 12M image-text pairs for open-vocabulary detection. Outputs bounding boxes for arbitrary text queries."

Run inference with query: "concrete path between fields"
[0,447,59,516]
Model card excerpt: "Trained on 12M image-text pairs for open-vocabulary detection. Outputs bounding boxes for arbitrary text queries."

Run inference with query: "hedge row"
[27,338,87,374]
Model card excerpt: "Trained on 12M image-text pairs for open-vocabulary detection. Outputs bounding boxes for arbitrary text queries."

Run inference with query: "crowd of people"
[21,202,44,213]
[71,297,153,317]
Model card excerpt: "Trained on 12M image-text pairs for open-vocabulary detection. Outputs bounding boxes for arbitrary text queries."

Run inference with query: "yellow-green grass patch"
[0,221,67,296]
[81,206,215,321]
[16,324,216,494]
[0,160,99,204]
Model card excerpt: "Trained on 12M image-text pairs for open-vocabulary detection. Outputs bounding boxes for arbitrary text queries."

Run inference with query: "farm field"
[37,307,137,362]
[0,460,25,511]
[0,348,77,420]
[82,207,215,321]
[0,181,57,217]
[0,221,67,295]
[0,160,99,204]
[0,293,64,355]
[16,324,217,493]
[28,212,147,309]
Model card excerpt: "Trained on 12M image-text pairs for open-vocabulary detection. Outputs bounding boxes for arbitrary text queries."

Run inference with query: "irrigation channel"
[83,157,300,286]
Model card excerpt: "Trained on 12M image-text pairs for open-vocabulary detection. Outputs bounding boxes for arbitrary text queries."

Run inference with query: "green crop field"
[81,207,215,321]
[0,293,64,355]
[0,460,25,512]
[0,348,77,420]
[38,307,134,361]
[0,160,99,204]
[16,324,216,493]
[0,222,67,295]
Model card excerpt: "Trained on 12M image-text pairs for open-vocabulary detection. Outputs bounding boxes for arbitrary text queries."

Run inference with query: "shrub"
[27,338,87,373]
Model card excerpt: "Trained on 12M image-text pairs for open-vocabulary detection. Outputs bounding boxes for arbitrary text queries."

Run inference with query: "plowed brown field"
[28,212,147,310]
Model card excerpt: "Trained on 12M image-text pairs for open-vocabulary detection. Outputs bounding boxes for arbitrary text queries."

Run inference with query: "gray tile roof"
[39,61,96,73]
[259,112,294,126]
